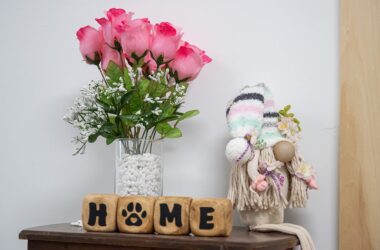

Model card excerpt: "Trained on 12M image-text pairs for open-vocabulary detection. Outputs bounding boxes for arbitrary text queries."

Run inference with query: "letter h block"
[82,194,119,232]
[154,196,192,235]
[190,198,233,236]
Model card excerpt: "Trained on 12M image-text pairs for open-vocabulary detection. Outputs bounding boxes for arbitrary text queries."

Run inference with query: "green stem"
[97,65,109,87]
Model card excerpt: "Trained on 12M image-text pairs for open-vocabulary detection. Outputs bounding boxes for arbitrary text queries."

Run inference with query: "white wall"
[0,0,339,249]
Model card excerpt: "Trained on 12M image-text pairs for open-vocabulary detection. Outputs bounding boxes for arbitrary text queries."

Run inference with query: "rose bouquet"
[64,8,211,196]
[64,8,211,155]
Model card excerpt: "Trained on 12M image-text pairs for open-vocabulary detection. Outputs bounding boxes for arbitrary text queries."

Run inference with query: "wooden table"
[19,223,299,250]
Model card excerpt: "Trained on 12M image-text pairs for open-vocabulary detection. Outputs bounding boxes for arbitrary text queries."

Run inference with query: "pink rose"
[101,44,123,70]
[118,18,152,58]
[106,8,133,28]
[76,26,102,64]
[170,42,212,81]
[96,8,133,48]
[150,22,182,61]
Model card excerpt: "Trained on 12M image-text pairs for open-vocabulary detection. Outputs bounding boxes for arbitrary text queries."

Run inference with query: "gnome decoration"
[225,83,318,228]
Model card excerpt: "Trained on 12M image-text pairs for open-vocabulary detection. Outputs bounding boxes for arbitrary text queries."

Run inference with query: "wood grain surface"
[19,223,298,250]
[339,0,380,249]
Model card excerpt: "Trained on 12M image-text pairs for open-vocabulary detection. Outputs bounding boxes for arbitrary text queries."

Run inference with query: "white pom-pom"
[225,138,252,164]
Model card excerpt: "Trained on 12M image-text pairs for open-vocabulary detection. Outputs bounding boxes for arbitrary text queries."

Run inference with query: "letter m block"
[154,196,192,235]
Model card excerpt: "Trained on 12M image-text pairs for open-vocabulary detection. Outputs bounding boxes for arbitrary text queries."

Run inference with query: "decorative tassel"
[286,148,309,208]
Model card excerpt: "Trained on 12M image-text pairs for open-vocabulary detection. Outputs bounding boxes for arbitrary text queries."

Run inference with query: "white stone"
[116,153,162,196]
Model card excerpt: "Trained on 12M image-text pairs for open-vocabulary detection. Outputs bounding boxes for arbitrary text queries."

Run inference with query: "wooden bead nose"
[273,141,295,163]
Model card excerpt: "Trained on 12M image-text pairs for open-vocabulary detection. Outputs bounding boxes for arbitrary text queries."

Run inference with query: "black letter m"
[88,203,107,226]
[159,203,182,227]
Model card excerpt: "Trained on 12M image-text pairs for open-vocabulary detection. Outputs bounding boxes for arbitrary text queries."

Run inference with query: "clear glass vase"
[115,139,163,196]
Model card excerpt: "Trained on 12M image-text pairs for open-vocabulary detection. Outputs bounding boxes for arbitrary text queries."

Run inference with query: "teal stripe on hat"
[259,131,283,143]
[229,117,262,133]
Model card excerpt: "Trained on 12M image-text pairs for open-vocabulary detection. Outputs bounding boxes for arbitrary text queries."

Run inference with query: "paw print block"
[154,196,192,235]
[82,194,119,232]
[117,196,156,233]
[190,198,233,236]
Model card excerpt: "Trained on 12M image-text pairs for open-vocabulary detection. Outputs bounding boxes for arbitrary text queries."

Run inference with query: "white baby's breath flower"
[152,107,162,116]
[144,94,154,103]
[164,91,172,99]
[173,96,185,105]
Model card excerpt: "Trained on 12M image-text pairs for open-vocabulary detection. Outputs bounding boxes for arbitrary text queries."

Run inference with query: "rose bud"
[118,18,152,59]
[150,22,182,62]
[101,44,123,71]
[96,8,133,50]
[171,42,212,81]
[76,26,102,65]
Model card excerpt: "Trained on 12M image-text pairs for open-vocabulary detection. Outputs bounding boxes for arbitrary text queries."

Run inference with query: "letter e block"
[82,194,119,232]
[190,198,232,236]
[154,196,192,235]
[117,196,156,233]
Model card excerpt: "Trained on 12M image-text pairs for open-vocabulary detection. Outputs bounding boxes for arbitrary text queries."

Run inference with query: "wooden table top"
[19,223,299,250]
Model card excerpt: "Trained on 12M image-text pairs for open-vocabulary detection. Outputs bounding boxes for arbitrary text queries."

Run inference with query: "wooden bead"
[82,194,119,232]
[273,141,295,162]
[117,196,156,234]
[189,198,233,236]
[153,196,192,235]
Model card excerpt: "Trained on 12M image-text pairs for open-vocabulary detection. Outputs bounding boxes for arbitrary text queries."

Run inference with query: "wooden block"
[189,198,233,236]
[117,196,156,233]
[154,196,192,235]
[82,194,119,232]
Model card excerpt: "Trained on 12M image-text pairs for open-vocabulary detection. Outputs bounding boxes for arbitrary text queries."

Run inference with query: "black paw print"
[122,202,147,226]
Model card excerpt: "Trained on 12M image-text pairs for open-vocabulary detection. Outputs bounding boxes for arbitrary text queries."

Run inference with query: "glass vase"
[115,139,163,196]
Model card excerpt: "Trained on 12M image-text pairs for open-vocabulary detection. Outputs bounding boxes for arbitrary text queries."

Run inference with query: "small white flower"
[135,110,141,115]
[164,91,172,99]
[173,96,185,105]
[152,107,162,116]
[144,94,154,103]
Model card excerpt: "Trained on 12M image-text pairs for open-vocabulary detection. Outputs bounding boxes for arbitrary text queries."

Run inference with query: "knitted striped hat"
[225,83,285,163]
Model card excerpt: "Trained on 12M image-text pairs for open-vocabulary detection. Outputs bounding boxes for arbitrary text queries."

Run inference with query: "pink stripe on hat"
[228,104,264,118]
[264,100,274,108]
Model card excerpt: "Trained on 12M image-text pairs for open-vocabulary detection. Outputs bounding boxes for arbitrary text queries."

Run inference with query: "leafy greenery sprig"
[64,61,199,155]
[278,104,301,131]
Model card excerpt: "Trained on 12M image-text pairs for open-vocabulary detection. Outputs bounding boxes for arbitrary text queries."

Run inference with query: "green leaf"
[99,123,116,137]
[120,91,134,107]
[138,79,150,96]
[88,134,99,143]
[118,115,139,126]
[151,83,167,97]
[127,92,143,113]
[288,113,294,117]
[123,70,133,90]
[105,61,122,83]
[293,118,300,124]
[160,105,175,118]
[106,137,116,145]
[177,110,200,122]
[96,98,113,113]
[165,128,182,138]
[284,105,291,112]
[156,122,172,135]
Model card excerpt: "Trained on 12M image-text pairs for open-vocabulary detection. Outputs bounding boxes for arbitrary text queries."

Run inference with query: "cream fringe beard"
[227,146,309,211]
